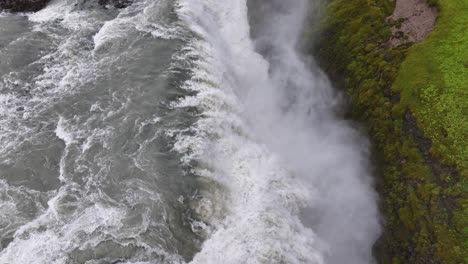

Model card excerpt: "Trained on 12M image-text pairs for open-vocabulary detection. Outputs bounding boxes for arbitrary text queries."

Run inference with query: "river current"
[0,1,380,263]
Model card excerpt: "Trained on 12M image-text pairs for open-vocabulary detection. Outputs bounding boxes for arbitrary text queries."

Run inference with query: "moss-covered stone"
[312,0,467,263]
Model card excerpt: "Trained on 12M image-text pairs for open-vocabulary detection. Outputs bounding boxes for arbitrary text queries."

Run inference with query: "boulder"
[0,0,50,12]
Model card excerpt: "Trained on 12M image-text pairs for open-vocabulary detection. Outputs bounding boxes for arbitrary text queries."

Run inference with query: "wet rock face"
[0,0,50,12]
[98,0,133,9]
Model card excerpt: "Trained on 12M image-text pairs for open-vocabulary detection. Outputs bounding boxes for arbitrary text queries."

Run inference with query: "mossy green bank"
[312,0,467,263]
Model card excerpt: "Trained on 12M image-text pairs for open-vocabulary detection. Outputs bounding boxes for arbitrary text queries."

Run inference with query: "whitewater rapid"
[174,0,381,263]
[0,0,380,263]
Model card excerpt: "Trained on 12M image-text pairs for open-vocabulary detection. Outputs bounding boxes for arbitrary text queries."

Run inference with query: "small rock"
[395,31,405,39]
[384,54,392,62]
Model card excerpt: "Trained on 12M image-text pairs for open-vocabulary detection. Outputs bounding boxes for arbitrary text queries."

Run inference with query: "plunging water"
[0,1,380,263]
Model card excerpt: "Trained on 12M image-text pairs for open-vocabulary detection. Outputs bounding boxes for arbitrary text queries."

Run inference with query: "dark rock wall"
[0,0,133,12]
[0,0,50,12]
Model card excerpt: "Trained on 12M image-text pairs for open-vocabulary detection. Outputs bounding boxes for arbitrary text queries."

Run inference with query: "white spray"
[175,0,380,263]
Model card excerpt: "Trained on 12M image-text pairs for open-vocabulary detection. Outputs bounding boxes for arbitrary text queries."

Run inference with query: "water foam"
[1,1,189,263]
[0,0,379,263]
[173,0,328,263]
[173,0,380,263]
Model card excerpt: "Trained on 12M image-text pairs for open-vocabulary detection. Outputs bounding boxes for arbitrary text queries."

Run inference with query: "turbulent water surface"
[0,0,380,263]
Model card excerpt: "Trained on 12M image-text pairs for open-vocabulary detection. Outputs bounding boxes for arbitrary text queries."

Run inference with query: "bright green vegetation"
[393,0,468,183]
[313,0,467,263]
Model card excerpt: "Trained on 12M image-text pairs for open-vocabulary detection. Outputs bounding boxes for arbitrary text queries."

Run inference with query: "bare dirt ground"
[388,0,438,46]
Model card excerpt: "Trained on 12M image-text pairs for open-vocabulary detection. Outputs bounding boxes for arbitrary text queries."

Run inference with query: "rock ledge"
[0,0,133,12]
[0,0,50,12]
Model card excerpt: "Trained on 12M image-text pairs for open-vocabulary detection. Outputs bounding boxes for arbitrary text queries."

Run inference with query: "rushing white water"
[175,0,380,263]
[0,0,380,263]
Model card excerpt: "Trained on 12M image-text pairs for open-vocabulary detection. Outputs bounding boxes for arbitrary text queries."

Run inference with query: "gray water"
[0,1,380,263]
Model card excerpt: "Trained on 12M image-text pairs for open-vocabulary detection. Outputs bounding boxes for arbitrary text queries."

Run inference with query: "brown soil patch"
[387,0,438,46]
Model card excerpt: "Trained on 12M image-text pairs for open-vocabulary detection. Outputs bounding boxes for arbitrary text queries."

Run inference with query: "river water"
[0,0,380,263]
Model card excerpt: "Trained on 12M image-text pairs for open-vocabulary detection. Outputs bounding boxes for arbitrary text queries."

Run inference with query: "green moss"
[392,0,468,171]
[313,0,467,263]
[391,1,468,261]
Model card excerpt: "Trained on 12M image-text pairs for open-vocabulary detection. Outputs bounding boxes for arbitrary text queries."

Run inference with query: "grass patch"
[392,1,468,261]
[392,0,467,180]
